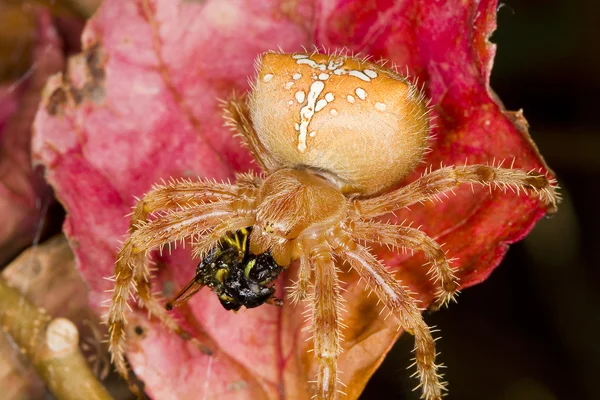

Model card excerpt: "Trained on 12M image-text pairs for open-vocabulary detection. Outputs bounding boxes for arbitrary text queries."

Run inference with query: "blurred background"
[0,0,598,399]
[364,0,600,399]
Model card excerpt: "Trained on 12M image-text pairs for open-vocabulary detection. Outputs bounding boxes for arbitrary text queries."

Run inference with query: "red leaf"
[32,0,555,399]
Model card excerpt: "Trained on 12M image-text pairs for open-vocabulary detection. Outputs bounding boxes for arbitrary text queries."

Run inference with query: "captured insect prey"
[165,228,284,312]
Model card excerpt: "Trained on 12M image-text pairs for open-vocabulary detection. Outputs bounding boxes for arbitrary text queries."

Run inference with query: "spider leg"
[309,244,343,400]
[134,213,256,328]
[126,177,257,314]
[338,238,444,400]
[356,165,560,218]
[191,216,255,259]
[222,95,280,173]
[108,201,241,396]
[352,220,459,310]
[289,242,313,304]
[129,178,243,224]
[128,178,258,328]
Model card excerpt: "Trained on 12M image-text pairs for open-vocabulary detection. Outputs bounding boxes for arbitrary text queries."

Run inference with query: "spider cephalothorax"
[107,50,559,400]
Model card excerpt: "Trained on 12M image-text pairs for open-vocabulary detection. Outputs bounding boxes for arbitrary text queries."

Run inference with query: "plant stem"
[0,277,113,400]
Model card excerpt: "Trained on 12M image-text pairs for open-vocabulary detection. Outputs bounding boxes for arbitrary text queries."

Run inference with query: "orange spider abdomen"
[249,52,431,196]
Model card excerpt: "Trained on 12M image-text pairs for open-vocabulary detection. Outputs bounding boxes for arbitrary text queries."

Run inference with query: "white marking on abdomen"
[333,67,375,83]
[297,58,326,71]
[363,69,378,78]
[297,80,325,152]
[355,87,366,100]
[348,70,371,82]
[295,90,305,103]
[315,99,328,112]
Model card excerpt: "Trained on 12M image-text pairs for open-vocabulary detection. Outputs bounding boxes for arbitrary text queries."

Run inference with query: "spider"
[107,50,559,400]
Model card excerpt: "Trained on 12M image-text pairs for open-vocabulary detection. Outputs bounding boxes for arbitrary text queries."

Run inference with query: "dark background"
[363,0,600,399]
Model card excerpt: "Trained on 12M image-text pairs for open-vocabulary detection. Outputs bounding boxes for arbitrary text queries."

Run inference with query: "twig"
[0,277,113,400]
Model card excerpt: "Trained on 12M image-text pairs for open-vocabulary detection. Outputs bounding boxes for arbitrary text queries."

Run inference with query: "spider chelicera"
[107,50,559,400]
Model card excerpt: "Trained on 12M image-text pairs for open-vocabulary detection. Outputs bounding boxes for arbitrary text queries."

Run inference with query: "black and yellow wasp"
[166,228,283,312]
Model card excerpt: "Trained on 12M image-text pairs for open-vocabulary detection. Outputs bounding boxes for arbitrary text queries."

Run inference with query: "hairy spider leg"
[191,215,255,260]
[129,181,241,223]
[339,241,445,400]
[309,243,344,400]
[223,97,280,173]
[354,164,560,310]
[127,176,260,303]
[129,182,245,319]
[108,183,247,397]
[357,165,560,218]
[352,220,459,310]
